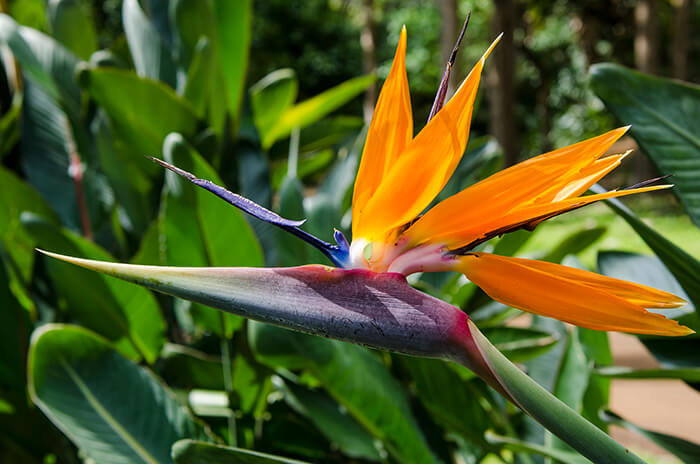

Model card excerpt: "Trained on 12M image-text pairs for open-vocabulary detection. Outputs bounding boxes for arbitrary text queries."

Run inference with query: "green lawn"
[517,197,700,270]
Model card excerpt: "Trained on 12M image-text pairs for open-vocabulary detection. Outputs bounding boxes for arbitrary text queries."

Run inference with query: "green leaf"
[271,149,335,191]
[0,14,58,103]
[182,37,214,118]
[20,80,104,232]
[276,175,309,267]
[590,64,700,227]
[0,166,58,304]
[591,184,700,312]
[170,0,216,68]
[600,410,700,464]
[579,328,612,431]
[93,111,155,235]
[172,439,308,464]
[261,75,375,149]
[250,69,298,142]
[159,133,263,336]
[249,323,438,464]
[79,67,199,159]
[462,320,645,464]
[0,262,27,389]
[548,328,591,454]
[399,356,489,445]
[122,0,176,87]
[170,0,227,134]
[482,326,560,363]
[278,379,381,461]
[0,15,82,117]
[47,0,98,60]
[25,217,165,363]
[159,343,227,390]
[0,90,22,159]
[29,325,210,464]
[212,0,251,122]
[485,432,591,464]
[594,366,700,382]
[541,227,606,264]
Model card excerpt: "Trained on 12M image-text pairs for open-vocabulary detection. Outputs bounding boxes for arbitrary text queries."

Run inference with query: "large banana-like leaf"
[29,324,211,464]
[39,251,646,464]
[590,64,700,227]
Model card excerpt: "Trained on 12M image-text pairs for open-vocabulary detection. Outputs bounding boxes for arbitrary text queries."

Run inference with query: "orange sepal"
[406,127,630,247]
[352,26,413,236]
[456,252,693,336]
[354,36,501,242]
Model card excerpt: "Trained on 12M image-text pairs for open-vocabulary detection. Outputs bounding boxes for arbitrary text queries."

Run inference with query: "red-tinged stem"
[64,120,93,240]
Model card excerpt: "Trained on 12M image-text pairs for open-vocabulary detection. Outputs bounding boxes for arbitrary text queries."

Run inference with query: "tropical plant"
[1,2,699,464]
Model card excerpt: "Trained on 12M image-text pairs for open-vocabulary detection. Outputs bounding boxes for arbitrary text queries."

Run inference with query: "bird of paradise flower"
[40,22,692,464]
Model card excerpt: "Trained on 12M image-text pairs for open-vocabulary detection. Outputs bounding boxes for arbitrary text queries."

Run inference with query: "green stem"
[450,321,645,464]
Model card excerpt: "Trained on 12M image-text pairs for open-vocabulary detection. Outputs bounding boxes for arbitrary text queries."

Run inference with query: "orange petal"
[354,36,501,242]
[405,128,631,247]
[428,184,670,249]
[352,26,413,236]
[456,253,693,336]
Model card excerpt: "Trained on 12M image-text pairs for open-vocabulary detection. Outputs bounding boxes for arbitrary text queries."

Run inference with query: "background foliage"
[0,0,699,463]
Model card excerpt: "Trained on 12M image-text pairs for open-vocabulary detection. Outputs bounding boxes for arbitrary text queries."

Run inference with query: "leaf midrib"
[619,86,700,150]
[60,358,159,464]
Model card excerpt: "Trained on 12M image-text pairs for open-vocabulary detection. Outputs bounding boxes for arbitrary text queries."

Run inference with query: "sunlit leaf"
[79,67,198,159]
[261,75,374,149]
[122,0,176,87]
[212,0,251,121]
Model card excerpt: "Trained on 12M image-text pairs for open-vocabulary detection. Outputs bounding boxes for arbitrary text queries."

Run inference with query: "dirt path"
[610,333,700,460]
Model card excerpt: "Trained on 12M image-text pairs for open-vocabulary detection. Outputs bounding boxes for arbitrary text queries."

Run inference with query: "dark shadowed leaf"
[485,432,591,464]
[29,325,210,464]
[25,216,165,363]
[248,323,438,464]
[172,439,308,464]
[399,356,489,446]
[0,166,58,309]
[277,379,381,461]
